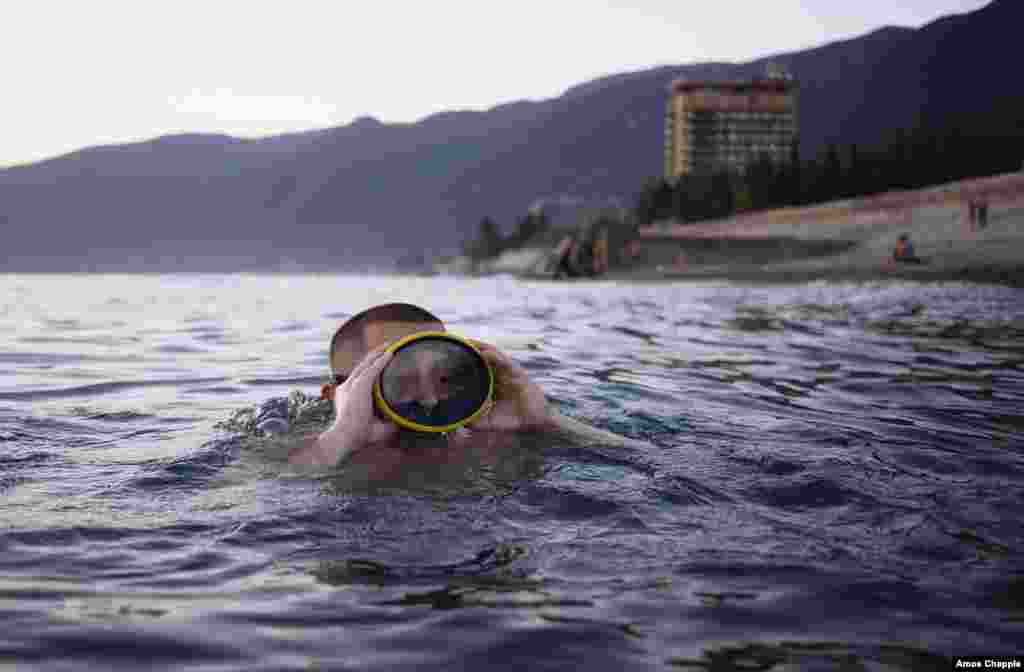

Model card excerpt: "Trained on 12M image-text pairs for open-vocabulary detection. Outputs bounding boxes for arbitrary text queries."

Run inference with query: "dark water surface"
[2,273,1022,670]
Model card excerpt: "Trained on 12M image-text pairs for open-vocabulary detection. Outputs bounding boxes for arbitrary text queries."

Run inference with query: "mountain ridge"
[1,1,1018,271]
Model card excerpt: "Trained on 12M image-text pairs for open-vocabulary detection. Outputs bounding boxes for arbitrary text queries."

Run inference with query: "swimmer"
[288,302,641,467]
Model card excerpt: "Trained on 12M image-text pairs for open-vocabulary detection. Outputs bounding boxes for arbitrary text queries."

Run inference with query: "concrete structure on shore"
[664,70,798,181]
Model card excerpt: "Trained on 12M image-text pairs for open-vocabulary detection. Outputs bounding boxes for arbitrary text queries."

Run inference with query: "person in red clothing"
[551,233,580,278]
[893,234,923,264]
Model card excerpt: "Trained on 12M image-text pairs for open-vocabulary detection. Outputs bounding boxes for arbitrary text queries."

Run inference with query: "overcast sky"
[2,0,990,165]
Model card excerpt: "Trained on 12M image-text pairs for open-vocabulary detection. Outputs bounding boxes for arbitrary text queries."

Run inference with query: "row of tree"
[633,116,1024,225]
[462,211,550,260]
[459,111,1023,263]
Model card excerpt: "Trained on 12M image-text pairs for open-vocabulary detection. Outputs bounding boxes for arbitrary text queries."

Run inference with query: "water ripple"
[0,377,228,401]
[1,274,1022,667]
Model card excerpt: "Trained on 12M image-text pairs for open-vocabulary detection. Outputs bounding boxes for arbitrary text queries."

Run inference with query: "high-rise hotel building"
[664,73,798,182]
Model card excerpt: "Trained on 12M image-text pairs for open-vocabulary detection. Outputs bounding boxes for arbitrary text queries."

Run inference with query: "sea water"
[1,273,1022,670]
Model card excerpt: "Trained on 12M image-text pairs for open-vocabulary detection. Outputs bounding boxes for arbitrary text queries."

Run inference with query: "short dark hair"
[328,303,443,378]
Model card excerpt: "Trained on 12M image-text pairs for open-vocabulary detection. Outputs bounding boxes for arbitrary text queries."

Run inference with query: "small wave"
[751,475,869,510]
[238,376,324,387]
[152,344,208,354]
[270,321,315,333]
[0,350,132,364]
[313,544,529,587]
[66,407,155,422]
[0,377,228,401]
[180,385,245,395]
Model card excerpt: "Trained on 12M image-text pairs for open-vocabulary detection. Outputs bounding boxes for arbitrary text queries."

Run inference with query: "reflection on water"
[0,274,1022,669]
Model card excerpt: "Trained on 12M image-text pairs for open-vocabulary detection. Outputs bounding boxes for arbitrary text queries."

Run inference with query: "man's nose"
[416,372,440,407]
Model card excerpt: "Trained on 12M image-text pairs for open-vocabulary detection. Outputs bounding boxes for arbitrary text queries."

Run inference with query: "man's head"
[327,303,445,384]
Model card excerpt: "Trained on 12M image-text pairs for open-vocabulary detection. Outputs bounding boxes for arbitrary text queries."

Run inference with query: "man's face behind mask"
[376,334,492,432]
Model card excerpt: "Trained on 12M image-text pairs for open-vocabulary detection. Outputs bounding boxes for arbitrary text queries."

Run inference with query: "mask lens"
[377,335,491,431]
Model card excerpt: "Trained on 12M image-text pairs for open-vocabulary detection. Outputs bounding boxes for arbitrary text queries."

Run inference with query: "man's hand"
[290,345,397,466]
[468,341,556,433]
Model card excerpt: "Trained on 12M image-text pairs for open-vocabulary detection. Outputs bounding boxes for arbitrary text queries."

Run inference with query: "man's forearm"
[546,410,649,450]
[288,428,357,466]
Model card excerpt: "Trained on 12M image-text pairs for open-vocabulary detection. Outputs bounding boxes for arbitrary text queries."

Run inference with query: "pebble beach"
[472,170,1024,286]
[621,170,1024,286]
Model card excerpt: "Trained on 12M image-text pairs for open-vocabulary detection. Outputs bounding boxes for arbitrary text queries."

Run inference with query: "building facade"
[664,76,798,182]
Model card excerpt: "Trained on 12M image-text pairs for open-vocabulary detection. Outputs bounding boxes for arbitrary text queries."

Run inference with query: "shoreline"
[600,262,1024,287]
[506,171,1024,288]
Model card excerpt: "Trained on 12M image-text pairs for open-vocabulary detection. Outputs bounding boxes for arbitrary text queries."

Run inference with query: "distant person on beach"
[287,303,639,468]
[592,228,609,276]
[571,228,597,277]
[552,233,580,279]
[623,240,641,261]
[549,227,609,279]
[968,199,990,230]
[893,233,924,264]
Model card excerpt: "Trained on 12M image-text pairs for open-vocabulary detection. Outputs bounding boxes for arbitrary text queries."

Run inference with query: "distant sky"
[2,0,991,165]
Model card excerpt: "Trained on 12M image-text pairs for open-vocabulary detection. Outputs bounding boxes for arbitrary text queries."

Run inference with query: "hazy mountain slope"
[0,1,1016,271]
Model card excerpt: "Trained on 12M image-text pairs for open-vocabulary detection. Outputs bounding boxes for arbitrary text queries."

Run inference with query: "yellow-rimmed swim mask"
[373,331,494,433]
